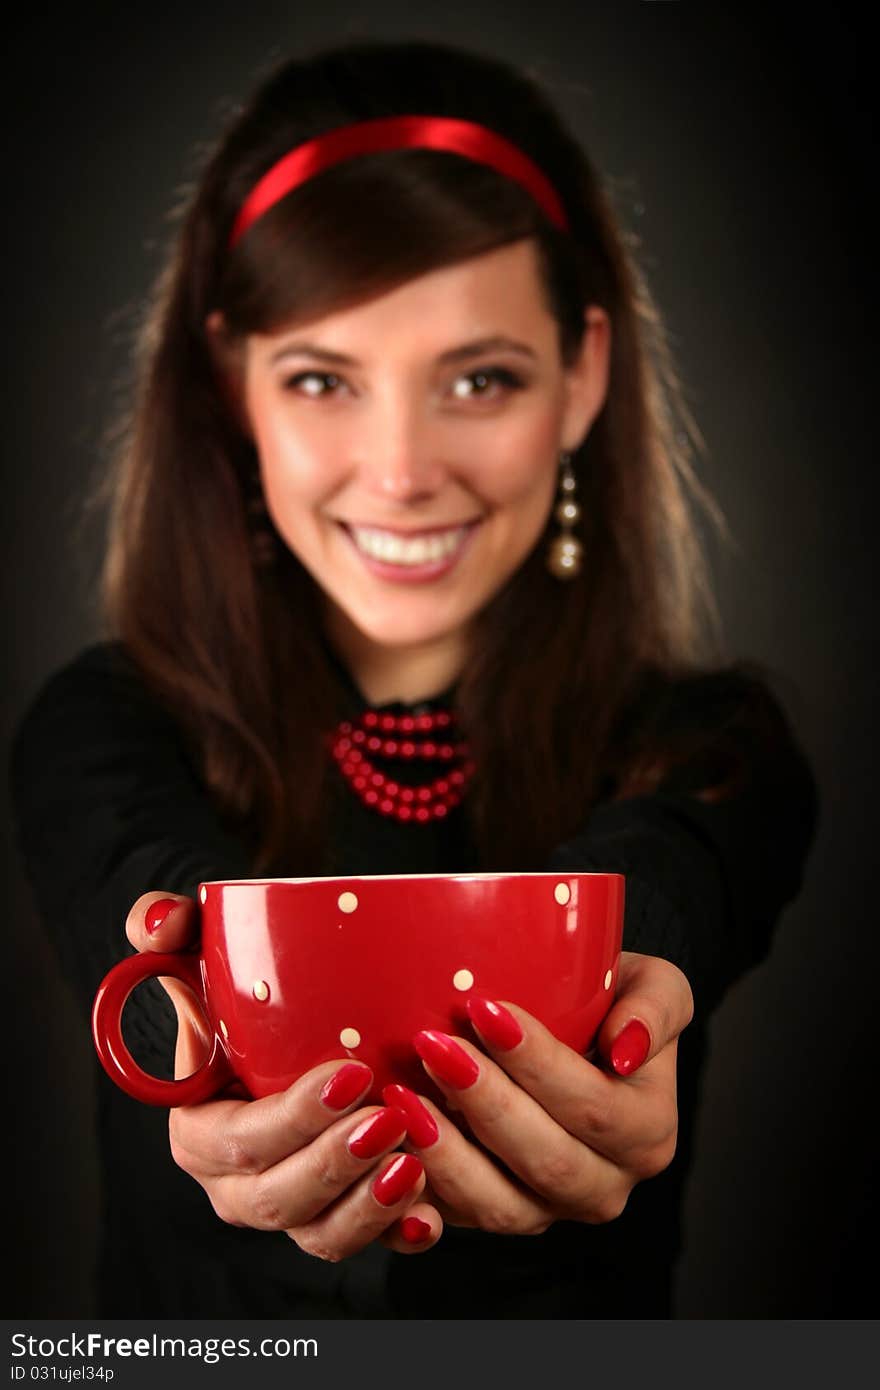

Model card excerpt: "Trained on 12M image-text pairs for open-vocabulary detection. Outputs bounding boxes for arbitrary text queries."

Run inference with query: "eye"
[283,371,344,397]
[450,367,524,401]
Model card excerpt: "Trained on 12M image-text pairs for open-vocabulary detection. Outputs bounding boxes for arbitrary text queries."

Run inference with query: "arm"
[546,667,819,1017]
[9,642,254,1057]
[402,669,819,1230]
[9,642,437,1258]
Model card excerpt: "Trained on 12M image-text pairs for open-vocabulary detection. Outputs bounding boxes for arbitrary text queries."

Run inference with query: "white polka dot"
[604,969,613,991]
[453,969,474,991]
[253,980,269,1001]
[340,1027,361,1049]
[219,1019,229,1039]
[338,891,359,914]
[554,882,571,905]
[199,885,207,905]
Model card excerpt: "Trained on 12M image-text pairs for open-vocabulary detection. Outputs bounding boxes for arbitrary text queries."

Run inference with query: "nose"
[355,394,445,504]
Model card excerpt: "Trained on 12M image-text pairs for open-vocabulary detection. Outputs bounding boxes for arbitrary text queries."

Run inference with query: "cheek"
[253,417,337,516]
[474,417,561,510]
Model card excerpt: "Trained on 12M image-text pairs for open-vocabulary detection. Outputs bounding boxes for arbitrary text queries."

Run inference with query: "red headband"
[229,114,569,248]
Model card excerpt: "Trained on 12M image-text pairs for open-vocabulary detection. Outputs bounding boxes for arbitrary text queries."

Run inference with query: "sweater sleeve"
[545,671,819,1018]
[9,643,253,1068]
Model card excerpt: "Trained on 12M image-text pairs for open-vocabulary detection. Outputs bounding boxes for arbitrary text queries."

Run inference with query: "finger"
[121,892,208,1074]
[595,952,694,1076]
[290,1153,426,1261]
[123,891,211,1068]
[126,891,198,953]
[383,1083,554,1233]
[412,1029,626,1216]
[211,1105,411,1232]
[462,999,674,1159]
[171,992,218,1079]
[379,1201,444,1254]
[169,1058,376,1179]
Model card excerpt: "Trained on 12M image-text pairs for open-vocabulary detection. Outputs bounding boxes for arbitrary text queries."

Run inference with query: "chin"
[336,597,463,647]
[355,617,458,650]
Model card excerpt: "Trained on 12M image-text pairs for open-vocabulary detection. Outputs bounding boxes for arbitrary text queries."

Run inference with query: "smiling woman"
[9,37,817,1319]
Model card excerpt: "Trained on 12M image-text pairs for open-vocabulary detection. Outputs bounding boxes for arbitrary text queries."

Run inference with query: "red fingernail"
[413,1030,480,1089]
[382,1084,439,1148]
[400,1215,432,1245]
[466,997,523,1051]
[145,898,179,935]
[347,1106,407,1159]
[319,1063,372,1111]
[372,1153,423,1207]
[610,1019,651,1076]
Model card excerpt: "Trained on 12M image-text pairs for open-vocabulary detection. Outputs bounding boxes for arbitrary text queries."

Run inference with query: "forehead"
[250,238,557,358]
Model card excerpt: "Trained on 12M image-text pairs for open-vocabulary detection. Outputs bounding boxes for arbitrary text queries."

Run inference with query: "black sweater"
[9,642,818,1318]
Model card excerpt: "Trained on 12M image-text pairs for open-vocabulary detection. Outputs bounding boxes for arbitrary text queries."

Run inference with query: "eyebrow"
[268,335,539,367]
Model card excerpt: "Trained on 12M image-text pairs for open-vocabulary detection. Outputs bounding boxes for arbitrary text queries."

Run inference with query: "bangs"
[215,149,557,336]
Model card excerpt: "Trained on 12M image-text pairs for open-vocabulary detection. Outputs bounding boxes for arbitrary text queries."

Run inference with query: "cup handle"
[91,951,234,1107]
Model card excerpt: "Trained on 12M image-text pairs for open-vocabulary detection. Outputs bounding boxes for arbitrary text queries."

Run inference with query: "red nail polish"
[466,996,523,1051]
[319,1063,372,1111]
[372,1153,423,1207]
[347,1106,407,1159]
[382,1084,439,1148]
[145,898,179,935]
[610,1019,651,1076]
[400,1215,432,1245]
[413,1030,480,1089]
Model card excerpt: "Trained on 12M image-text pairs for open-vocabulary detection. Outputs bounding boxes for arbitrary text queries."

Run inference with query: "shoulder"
[17,641,147,708]
[9,641,188,791]
[624,661,794,733]
[617,661,807,751]
[610,661,817,810]
[13,640,172,725]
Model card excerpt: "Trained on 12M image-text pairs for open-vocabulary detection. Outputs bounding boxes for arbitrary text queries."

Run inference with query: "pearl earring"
[546,452,583,579]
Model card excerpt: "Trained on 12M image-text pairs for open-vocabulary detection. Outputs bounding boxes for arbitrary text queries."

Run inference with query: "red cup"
[92,871,624,1107]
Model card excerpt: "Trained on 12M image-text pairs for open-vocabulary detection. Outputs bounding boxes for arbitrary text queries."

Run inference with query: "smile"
[336,519,483,584]
[349,524,472,566]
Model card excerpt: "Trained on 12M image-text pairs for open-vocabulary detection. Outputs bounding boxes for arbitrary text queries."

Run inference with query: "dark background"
[5,4,875,1317]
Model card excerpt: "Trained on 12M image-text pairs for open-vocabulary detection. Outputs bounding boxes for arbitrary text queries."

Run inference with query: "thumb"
[126,890,198,953]
[124,890,211,1077]
[597,951,695,1077]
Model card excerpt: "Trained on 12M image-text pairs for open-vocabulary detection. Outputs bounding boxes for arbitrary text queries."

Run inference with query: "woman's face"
[238,238,609,681]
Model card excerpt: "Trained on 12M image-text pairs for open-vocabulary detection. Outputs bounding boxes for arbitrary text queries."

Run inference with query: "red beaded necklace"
[327,707,475,822]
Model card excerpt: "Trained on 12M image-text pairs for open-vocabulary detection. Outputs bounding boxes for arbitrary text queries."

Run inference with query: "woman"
[10,38,817,1317]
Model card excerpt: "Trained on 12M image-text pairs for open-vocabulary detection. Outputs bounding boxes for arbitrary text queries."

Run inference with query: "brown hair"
[99,38,731,874]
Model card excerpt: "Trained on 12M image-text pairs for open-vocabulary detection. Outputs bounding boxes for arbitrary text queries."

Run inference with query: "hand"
[383,952,694,1234]
[124,891,444,1259]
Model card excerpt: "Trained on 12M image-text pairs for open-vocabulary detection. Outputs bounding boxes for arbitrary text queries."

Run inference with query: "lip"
[337,520,483,535]
[336,519,482,584]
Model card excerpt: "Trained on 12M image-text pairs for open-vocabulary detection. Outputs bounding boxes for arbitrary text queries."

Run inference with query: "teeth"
[349,525,469,566]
